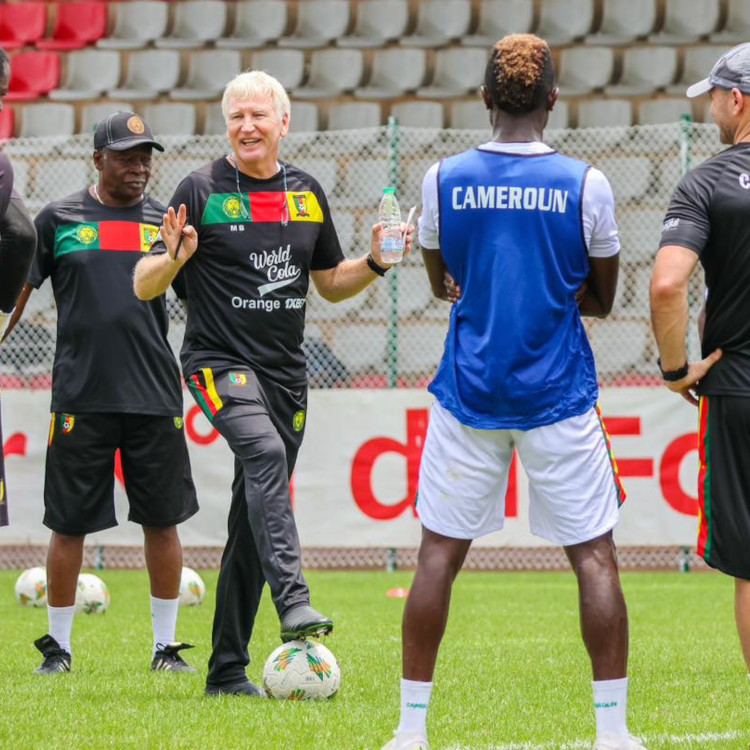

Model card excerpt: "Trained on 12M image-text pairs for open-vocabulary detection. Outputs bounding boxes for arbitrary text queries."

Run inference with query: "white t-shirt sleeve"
[418,161,440,250]
[582,167,620,258]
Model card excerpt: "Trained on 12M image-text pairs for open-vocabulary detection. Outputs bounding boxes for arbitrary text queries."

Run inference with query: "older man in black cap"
[9,111,199,676]
[651,42,750,681]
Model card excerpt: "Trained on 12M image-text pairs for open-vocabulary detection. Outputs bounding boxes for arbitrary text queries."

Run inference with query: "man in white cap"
[651,42,750,681]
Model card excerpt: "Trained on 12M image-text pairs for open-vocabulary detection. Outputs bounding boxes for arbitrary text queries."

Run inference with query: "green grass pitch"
[0,569,748,749]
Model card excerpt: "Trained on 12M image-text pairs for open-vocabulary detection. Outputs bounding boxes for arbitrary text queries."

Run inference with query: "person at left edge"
[0,46,40,527]
[6,111,199,676]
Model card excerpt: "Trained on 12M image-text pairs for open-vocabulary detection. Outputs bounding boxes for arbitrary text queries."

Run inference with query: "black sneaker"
[33,634,71,675]
[150,642,197,673]
[280,605,333,642]
[205,679,266,697]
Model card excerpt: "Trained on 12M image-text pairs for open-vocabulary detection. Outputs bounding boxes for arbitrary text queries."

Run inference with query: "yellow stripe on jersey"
[286,192,324,223]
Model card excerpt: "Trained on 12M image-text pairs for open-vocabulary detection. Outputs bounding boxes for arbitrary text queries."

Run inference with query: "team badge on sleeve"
[229,372,248,386]
[61,414,75,434]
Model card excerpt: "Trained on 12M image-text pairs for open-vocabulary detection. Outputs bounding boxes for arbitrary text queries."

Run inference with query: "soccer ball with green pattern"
[14,567,47,607]
[262,640,340,700]
[178,567,206,606]
[75,573,110,615]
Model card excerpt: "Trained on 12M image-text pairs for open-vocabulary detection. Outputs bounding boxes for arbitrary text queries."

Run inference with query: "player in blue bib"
[383,34,644,750]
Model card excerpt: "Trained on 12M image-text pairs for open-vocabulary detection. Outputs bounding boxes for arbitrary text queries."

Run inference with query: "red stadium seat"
[37,2,108,51]
[0,107,15,141]
[0,3,47,51]
[4,52,61,102]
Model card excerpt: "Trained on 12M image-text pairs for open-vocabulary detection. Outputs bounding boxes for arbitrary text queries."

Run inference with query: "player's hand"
[162,204,198,264]
[665,348,722,406]
[444,272,461,303]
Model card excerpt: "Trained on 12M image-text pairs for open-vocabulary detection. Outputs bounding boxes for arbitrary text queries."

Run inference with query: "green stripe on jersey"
[54,223,101,256]
[201,193,251,225]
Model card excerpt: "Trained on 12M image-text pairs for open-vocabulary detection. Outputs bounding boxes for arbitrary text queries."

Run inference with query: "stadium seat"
[217,0,288,49]
[587,320,649,377]
[0,3,47,51]
[337,0,409,48]
[400,0,472,48]
[4,51,61,102]
[354,49,427,100]
[711,0,750,43]
[461,0,534,47]
[585,0,657,45]
[638,98,693,124]
[203,103,227,135]
[449,99,490,130]
[170,50,242,101]
[29,157,91,204]
[536,0,595,44]
[327,102,381,130]
[547,100,570,130]
[605,47,678,96]
[391,101,444,129]
[249,49,305,92]
[97,1,170,50]
[0,108,14,141]
[397,324,446,376]
[80,101,134,134]
[666,46,730,95]
[48,49,121,101]
[278,0,351,49]
[417,47,488,99]
[18,102,75,140]
[557,47,615,95]
[37,2,108,51]
[287,101,320,133]
[597,156,653,201]
[155,1,228,49]
[577,99,632,128]
[142,102,197,137]
[293,49,365,100]
[649,0,720,44]
[108,50,182,101]
[330,324,387,372]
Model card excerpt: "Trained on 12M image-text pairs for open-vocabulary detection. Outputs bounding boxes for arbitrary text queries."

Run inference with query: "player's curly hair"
[484,34,556,115]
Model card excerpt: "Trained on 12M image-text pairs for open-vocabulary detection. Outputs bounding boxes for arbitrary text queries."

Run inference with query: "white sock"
[47,604,75,655]
[151,596,179,655]
[396,678,433,737]
[593,677,629,737]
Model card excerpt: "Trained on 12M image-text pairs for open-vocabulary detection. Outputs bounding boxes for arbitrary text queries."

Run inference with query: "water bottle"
[378,187,404,264]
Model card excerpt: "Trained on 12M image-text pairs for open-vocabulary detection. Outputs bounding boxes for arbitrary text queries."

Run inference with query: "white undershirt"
[418,141,620,258]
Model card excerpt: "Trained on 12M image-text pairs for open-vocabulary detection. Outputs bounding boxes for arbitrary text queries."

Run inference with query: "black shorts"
[697,395,750,580]
[44,412,199,535]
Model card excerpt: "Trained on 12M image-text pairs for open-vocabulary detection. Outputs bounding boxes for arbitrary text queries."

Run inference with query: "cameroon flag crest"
[54,221,160,257]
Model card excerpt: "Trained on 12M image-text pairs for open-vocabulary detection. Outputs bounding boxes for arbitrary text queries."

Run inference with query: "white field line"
[446,729,745,749]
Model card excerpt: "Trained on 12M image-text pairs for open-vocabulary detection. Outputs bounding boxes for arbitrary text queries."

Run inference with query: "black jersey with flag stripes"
[660,143,750,395]
[30,189,183,415]
[154,157,344,386]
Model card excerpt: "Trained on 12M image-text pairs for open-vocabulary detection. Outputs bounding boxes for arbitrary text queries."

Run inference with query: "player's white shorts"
[416,401,625,546]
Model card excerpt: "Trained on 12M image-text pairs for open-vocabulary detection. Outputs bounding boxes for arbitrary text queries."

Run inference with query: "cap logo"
[127,116,146,135]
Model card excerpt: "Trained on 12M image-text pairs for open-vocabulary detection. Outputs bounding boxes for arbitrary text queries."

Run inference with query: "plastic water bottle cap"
[382,187,396,194]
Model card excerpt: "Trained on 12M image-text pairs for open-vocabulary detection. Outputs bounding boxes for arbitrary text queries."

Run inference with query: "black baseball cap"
[686,43,750,98]
[93,111,164,151]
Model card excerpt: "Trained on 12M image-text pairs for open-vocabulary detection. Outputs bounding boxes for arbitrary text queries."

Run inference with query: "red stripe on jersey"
[249,192,286,222]
[97,221,141,252]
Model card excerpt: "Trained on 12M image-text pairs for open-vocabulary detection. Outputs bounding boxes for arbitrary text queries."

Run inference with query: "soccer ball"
[14,566,47,607]
[74,573,110,615]
[262,640,341,700]
[178,567,206,606]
